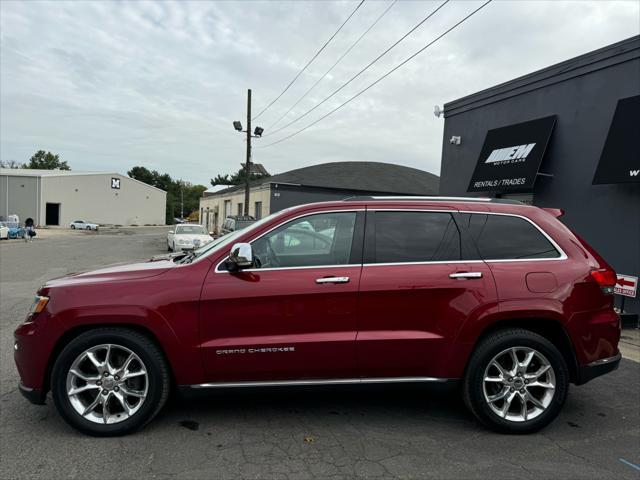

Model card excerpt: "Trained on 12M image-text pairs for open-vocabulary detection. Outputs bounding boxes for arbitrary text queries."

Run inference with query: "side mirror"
[227,242,253,270]
[168,230,174,235]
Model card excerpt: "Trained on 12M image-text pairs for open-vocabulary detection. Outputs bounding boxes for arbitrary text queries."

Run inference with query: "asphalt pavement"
[1,229,639,479]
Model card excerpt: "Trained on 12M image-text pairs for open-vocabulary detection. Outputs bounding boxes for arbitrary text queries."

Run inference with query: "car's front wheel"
[70,225,75,229]
[463,328,569,434]
[51,328,170,436]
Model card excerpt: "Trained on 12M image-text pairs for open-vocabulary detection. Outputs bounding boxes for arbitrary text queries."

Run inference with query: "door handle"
[449,272,483,279]
[316,276,350,284]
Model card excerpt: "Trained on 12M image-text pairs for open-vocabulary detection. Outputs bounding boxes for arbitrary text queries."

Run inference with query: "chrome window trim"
[215,209,364,273]
[369,208,457,213]
[367,196,493,202]
[215,208,568,272]
[188,377,448,389]
[363,209,567,266]
[363,260,485,267]
[217,263,362,274]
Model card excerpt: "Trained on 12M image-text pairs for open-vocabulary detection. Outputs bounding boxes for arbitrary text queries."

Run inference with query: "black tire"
[86,226,91,230]
[463,328,569,434]
[51,328,170,436]
[71,225,75,229]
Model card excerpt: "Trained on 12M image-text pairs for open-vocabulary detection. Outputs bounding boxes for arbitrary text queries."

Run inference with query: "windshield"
[178,209,293,264]
[176,225,206,235]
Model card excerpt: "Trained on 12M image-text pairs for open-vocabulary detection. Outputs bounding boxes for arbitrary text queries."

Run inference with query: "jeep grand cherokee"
[14,197,620,436]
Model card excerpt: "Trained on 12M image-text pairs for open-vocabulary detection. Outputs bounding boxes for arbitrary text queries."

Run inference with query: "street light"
[232,90,265,216]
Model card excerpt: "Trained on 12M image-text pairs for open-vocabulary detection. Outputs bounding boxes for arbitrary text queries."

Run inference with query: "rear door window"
[371,211,461,263]
[460,213,560,260]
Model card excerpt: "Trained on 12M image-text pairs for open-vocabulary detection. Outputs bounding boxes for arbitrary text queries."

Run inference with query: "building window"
[224,200,231,217]
[254,201,262,220]
[237,203,243,216]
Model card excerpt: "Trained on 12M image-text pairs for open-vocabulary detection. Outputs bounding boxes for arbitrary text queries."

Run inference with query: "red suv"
[14,197,621,436]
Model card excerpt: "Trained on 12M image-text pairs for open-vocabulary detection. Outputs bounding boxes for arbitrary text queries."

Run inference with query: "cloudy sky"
[1,0,638,186]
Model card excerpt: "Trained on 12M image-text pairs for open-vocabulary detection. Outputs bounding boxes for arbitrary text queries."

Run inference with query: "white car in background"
[70,220,99,230]
[167,223,213,252]
[0,223,8,240]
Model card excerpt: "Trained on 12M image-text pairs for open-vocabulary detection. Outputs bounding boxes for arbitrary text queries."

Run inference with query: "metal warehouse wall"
[0,174,39,222]
[41,174,166,226]
[439,37,640,314]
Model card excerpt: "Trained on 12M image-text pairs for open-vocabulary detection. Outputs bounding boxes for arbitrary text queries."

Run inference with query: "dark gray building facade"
[439,36,640,315]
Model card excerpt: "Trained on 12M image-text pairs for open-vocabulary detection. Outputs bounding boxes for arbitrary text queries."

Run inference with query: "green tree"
[24,150,70,170]
[128,166,207,224]
[0,160,22,168]
[210,167,270,187]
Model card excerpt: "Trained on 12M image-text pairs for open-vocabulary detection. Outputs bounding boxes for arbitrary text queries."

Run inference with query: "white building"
[0,169,166,226]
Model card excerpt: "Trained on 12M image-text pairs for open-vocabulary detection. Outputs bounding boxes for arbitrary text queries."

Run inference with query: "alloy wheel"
[66,344,149,424]
[482,346,556,422]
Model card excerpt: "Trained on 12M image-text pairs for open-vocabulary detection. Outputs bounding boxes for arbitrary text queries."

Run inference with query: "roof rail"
[343,196,525,205]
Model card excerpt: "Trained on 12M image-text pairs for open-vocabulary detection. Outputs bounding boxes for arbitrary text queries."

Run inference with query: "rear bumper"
[576,353,621,385]
[19,383,46,405]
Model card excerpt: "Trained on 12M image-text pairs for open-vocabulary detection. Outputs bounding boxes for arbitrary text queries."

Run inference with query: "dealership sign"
[593,95,640,184]
[615,274,638,298]
[468,115,556,193]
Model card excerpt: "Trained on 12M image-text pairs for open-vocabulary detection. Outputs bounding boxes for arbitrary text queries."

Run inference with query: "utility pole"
[232,89,263,218]
[180,182,184,220]
[244,89,251,217]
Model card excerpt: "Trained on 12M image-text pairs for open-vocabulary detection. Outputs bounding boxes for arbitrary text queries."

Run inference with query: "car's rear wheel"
[463,328,569,434]
[51,328,170,436]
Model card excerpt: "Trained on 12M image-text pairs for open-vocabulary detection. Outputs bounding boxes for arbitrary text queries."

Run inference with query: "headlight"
[29,295,49,315]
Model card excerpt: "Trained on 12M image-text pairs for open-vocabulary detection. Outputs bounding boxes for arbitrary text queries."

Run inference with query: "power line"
[262,0,451,138]
[258,0,493,149]
[267,0,398,131]
[252,0,366,121]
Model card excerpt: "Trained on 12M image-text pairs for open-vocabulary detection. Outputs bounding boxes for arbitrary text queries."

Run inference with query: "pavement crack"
[542,433,589,463]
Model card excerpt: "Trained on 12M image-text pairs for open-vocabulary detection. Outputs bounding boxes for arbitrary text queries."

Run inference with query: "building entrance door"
[45,203,60,225]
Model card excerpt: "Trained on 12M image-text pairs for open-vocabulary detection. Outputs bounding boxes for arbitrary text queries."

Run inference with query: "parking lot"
[1,229,639,479]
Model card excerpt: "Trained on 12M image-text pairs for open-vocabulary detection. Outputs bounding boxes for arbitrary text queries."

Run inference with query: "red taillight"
[590,268,617,294]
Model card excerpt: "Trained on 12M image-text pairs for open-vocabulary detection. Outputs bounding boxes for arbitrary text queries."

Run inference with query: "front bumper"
[14,312,60,398]
[19,383,46,405]
[576,353,621,385]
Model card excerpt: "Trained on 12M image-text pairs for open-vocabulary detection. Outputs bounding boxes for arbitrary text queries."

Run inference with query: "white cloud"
[1,0,638,184]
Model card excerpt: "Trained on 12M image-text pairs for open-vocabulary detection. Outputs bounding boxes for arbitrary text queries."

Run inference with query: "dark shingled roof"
[208,161,439,197]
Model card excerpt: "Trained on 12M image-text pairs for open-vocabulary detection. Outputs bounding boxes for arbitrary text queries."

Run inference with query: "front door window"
[251,212,357,269]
